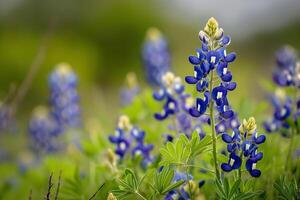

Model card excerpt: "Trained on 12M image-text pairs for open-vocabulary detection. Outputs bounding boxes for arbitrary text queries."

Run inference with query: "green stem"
[285,126,295,172]
[209,71,220,179]
[135,191,147,200]
[238,151,243,180]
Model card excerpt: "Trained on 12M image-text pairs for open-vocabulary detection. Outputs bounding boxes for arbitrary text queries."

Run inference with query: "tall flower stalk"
[185,18,237,179]
[263,46,300,172]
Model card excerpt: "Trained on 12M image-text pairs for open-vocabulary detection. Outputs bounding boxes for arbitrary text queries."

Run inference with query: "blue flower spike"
[221,117,266,178]
[142,27,171,86]
[108,115,153,168]
[120,72,140,106]
[185,17,236,130]
[49,63,81,128]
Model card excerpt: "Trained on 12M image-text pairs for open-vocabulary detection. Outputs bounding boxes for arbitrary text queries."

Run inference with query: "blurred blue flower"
[142,28,170,86]
[273,46,300,87]
[109,115,153,167]
[153,72,184,120]
[215,113,240,134]
[264,89,294,135]
[28,106,61,153]
[49,63,81,128]
[120,72,140,106]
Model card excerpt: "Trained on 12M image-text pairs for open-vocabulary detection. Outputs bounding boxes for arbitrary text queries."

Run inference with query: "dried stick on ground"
[45,172,54,200]
[10,17,57,117]
[54,171,62,200]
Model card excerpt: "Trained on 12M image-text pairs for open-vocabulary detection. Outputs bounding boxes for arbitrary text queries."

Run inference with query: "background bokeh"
[0,0,300,136]
[0,1,300,199]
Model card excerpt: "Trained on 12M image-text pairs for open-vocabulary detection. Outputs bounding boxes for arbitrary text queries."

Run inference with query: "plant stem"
[238,151,243,180]
[135,191,147,200]
[285,126,295,172]
[209,71,220,179]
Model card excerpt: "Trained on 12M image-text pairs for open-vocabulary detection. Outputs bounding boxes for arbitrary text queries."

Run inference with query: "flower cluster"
[153,72,185,120]
[28,106,61,152]
[120,72,140,106]
[185,17,236,121]
[273,46,300,87]
[153,71,207,139]
[49,63,81,128]
[264,89,292,134]
[165,171,204,200]
[109,115,153,167]
[215,113,240,134]
[142,27,171,86]
[264,46,300,135]
[221,117,266,177]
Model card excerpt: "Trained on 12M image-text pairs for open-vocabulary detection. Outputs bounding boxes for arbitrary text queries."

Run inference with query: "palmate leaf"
[274,176,300,200]
[215,178,261,200]
[160,132,212,166]
[153,167,184,195]
[112,169,147,200]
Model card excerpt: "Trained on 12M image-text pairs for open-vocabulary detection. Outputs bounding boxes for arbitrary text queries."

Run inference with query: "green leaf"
[229,179,241,198]
[160,133,212,166]
[161,180,185,194]
[153,167,184,195]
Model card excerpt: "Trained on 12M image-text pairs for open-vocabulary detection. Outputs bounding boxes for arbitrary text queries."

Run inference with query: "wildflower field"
[0,1,300,199]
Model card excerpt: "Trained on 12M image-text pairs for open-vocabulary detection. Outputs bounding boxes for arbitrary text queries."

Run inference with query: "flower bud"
[125,72,138,89]
[107,193,117,200]
[239,117,257,135]
[204,17,219,37]
[117,115,132,131]
[107,148,117,167]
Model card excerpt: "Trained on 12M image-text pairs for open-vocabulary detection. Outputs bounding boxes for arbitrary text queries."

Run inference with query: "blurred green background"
[0,0,300,126]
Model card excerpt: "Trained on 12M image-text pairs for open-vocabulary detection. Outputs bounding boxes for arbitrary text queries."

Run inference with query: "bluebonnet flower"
[186,18,236,123]
[109,115,153,167]
[120,72,140,106]
[28,106,61,152]
[153,72,185,120]
[49,63,81,128]
[154,72,207,139]
[221,117,266,177]
[142,27,171,86]
[165,172,204,200]
[263,88,293,135]
[215,113,240,134]
[273,46,300,87]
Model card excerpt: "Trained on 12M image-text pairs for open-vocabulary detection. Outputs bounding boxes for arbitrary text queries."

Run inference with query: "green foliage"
[215,178,262,200]
[152,167,184,196]
[160,131,212,167]
[274,176,300,200]
[112,169,147,200]
[112,167,184,200]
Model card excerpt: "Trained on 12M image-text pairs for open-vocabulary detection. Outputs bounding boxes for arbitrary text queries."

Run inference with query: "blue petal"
[221,72,232,82]
[225,52,236,62]
[221,36,231,46]
[231,153,242,169]
[250,169,261,177]
[189,107,201,117]
[255,135,266,144]
[153,90,165,101]
[189,55,200,65]
[223,82,237,91]
[198,180,205,188]
[251,152,263,162]
[185,76,198,84]
[222,133,233,143]
[221,163,232,172]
